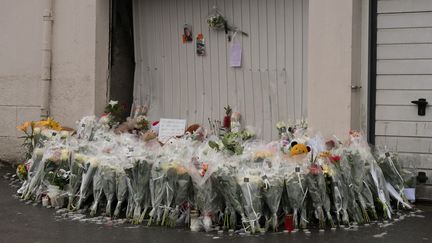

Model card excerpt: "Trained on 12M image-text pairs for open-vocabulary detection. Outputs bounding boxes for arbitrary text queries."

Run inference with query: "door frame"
[367,0,377,144]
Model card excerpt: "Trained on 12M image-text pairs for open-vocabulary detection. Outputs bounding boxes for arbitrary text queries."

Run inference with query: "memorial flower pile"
[14,102,415,235]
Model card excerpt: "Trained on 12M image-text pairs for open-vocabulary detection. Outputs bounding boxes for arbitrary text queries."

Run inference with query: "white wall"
[133,0,308,141]
[0,0,109,162]
[307,0,366,139]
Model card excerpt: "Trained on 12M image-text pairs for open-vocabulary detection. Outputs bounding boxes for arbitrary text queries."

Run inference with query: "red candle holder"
[284,214,294,232]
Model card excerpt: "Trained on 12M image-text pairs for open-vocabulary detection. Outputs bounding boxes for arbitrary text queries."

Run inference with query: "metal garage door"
[132,0,308,141]
[374,0,432,184]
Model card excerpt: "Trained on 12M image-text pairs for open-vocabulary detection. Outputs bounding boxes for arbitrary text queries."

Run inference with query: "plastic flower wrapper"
[22,153,47,200]
[305,159,328,229]
[76,116,99,141]
[125,177,135,219]
[113,168,129,218]
[237,168,264,234]
[367,161,392,219]
[18,147,44,196]
[213,161,245,230]
[66,153,85,210]
[169,163,193,227]
[90,165,103,216]
[338,152,366,224]
[126,158,153,224]
[23,145,66,200]
[76,157,99,210]
[324,155,350,225]
[261,162,285,231]
[158,161,179,226]
[43,148,71,190]
[147,157,169,225]
[101,163,117,217]
[343,150,371,223]
[284,163,308,230]
[187,145,221,232]
[376,147,412,208]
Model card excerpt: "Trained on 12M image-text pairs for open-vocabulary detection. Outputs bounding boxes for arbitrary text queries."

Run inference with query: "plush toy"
[289,141,311,156]
[142,130,157,141]
[114,117,137,134]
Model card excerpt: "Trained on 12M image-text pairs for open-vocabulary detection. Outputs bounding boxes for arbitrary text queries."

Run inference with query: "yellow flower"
[47,117,62,131]
[34,118,62,131]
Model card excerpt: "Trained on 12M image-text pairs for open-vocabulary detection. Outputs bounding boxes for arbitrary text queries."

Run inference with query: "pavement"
[0,162,431,243]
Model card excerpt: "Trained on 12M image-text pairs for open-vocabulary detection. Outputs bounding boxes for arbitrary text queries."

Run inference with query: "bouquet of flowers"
[90,165,103,216]
[76,157,99,210]
[213,163,245,230]
[305,161,327,229]
[126,158,153,224]
[66,153,85,210]
[113,168,129,218]
[168,163,193,227]
[101,164,117,217]
[188,147,221,232]
[261,172,284,231]
[284,165,308,230]
[325,155,350,225]
[237,168,264,234]
[376,149,412,207]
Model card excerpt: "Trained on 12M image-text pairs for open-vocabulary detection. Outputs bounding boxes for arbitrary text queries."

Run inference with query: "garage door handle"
[411,98,428,116]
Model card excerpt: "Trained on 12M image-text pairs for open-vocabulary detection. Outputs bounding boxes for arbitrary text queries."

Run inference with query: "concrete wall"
[0,0,109,162]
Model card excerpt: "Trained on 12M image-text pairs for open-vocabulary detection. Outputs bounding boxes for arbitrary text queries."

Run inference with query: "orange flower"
[16,121,31,132]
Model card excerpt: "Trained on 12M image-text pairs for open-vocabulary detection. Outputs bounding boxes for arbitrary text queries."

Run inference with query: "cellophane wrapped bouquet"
[14,108,417,235]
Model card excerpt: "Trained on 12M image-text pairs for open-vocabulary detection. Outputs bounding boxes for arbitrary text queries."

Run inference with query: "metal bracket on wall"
[351,85,362,90]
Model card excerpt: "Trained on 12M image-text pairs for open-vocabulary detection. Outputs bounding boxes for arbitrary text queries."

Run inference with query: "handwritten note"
[158,118,187,143]
[230,43,242,67]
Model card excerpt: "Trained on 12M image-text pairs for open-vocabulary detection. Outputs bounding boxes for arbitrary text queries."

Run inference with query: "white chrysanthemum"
[33,127,41,134]
[60,131,69,139]
[60,149,69,161]
[34,148,45,157]
[276,121,286,129]
[41,129,52,138]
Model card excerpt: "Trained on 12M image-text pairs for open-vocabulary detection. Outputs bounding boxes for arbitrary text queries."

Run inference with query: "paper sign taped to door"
[158,118,187,142]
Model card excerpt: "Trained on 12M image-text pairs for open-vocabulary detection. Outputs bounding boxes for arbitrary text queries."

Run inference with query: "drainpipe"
[40,0,54,118]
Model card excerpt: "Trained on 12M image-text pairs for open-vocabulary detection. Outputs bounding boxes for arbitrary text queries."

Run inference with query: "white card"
[158,118,187,142]
[230,43,242,67]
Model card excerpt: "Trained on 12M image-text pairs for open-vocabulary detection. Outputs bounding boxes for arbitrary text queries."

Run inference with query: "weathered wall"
[0,0,109,162]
